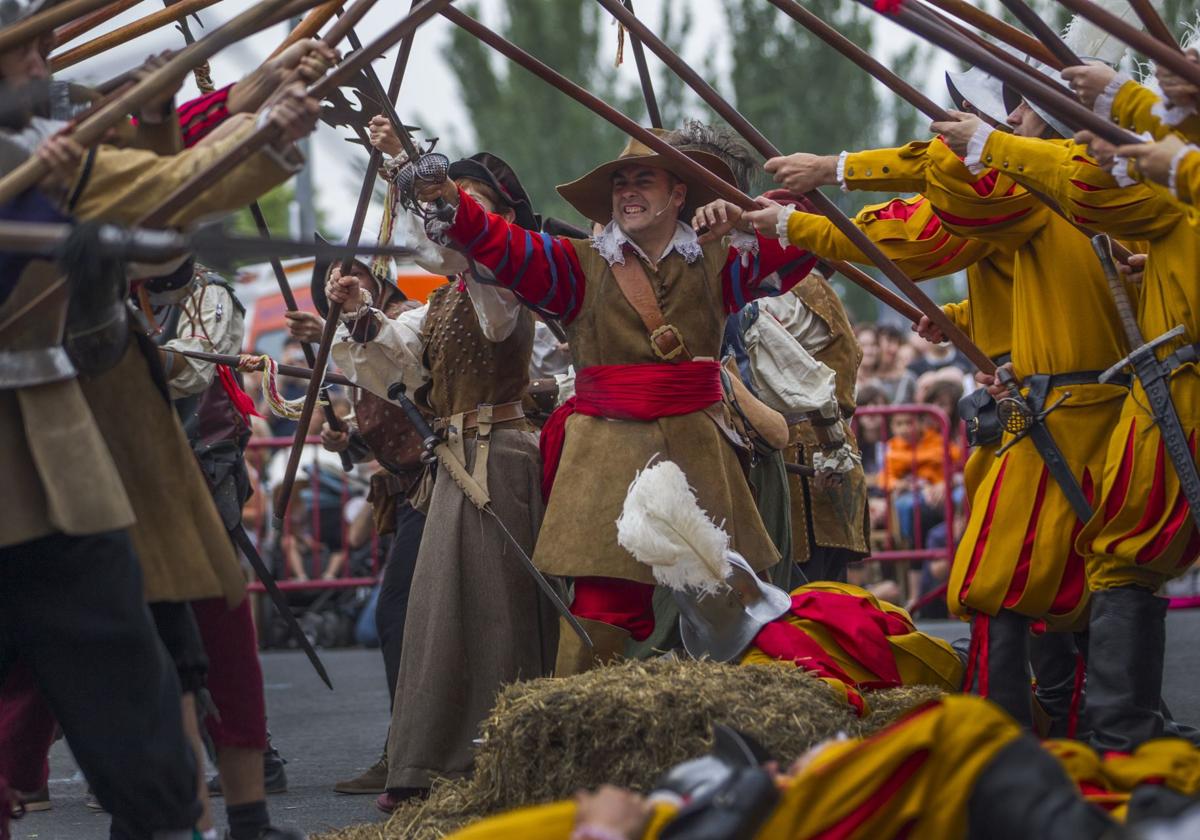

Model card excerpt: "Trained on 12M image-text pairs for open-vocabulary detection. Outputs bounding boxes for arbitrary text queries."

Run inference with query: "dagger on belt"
[385,382,593,649]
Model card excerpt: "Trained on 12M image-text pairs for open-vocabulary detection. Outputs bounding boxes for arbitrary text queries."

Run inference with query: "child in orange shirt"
[883,412,962,547]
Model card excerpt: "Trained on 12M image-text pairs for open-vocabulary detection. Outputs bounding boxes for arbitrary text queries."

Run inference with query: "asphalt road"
[16,612,1200,839]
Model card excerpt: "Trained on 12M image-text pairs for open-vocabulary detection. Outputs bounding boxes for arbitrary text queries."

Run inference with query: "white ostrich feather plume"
[616,458,730,595]
[1062,0,1146,66]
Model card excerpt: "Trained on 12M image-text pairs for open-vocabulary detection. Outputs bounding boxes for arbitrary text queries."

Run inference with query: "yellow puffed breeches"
[949,383,1127,628]
[1079,366,1200,591]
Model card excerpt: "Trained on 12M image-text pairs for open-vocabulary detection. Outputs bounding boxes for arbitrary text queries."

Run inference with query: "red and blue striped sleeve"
[721,235,818,313]
[442,186,587,323]
[177,85,234,148]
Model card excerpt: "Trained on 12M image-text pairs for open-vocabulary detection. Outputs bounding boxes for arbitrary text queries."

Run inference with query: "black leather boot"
[1087,586,1168,754]
[1030,629,1084,738]
[967,736,1114,839]
[967,610,1033,729]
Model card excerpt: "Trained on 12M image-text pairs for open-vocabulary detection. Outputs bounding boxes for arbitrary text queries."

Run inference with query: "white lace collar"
[589,219,703,267]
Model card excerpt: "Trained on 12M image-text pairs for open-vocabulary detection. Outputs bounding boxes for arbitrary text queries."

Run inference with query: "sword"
[1092,235,1200,529]
[385,382,593,649]
[230,523,334,690]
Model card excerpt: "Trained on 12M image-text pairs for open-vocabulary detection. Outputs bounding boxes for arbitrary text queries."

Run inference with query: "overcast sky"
[59,0,955,238]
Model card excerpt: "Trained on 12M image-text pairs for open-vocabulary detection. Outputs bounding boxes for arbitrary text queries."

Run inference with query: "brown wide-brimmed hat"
[557,130,737,226]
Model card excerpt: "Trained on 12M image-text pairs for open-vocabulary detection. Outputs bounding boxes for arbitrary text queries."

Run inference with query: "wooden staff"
[54,0,140,46]
[616,0,662,128]
[0,0,118,53]
[0,0,318,206]
[180,348,356,388]
[920,0,1057,65]
[51,0,227,70]
[135,0,451,229]
[272,0,433,527]
[995,0,1083,67]
[1054,0,1200,88]
[1128,0,1178,47]
[269,0,340,58]
[450,4,986,370]
[768,0,1132,264]
[871,0,1140,147]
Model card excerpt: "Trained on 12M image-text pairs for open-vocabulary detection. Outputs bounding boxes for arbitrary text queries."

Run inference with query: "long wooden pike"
[53,0,140,46]
[995,0,1083,66]
[270,0,340,58]
[0,0,319,205]
[920,0,1058,65]
[581,1,986,358]
[766,0,1132,265]
[1054,0,1200,88]
[51,0,225,70]
[616,0,662,128]
[136,0,453,229]
[272,0,432,528]
[1128,0,1178,46]
[0,0,117,53]
[870,0,1140,147]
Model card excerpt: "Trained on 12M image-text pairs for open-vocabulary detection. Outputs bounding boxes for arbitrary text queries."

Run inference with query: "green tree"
[440,0,660,223]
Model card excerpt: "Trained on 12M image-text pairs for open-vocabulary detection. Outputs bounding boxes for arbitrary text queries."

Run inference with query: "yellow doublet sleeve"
[445,800,678,840]
[1174,151,1200,208]
[981,132,1182,241]
[841,141,931,192]
[786,196,992,279]
[1110,79,1200,143]
[68,113,299,228]
[943,299,971,334]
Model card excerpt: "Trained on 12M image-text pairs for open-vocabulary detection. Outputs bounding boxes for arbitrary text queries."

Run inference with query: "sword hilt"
[387,381,441,459]
[1099,324,1189,384]
[1091,234,1145,351]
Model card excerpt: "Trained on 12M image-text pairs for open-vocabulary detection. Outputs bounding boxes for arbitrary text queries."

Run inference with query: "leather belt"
[433,400,525,433]
[1164,342,1200,372]
[1031,369,1131,389]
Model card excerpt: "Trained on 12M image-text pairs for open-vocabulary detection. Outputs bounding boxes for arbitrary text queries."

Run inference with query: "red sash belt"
[539,361,723,500]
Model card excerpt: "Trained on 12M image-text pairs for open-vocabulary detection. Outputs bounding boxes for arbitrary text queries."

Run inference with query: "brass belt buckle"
[649,324,687,361]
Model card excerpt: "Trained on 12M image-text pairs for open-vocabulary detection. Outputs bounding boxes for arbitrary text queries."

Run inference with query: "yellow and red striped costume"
[1045,737,1200,821]
[981,130,1200,590]
[738,582,963,715]
[445,696,1024,840]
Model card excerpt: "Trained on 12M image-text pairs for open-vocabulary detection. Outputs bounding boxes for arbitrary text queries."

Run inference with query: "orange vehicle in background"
[237,257,445,356]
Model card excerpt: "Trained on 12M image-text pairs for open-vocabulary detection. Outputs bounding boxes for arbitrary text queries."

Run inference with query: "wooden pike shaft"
[1128,0,1178,46]
[584,0,978,361]
[0,0,318,207]
[272,0,427,527]
[0,0,117,53]
[769,0,1132,265]
[51,0,225,70]
[617,0,662,128]
[136,0,451,229]
[54,0,140,46]
[920,0,1058,66]
[1054,0,1200,88]
[270,0,340,58]
[995,0,1082,67]
[180,348,356,388]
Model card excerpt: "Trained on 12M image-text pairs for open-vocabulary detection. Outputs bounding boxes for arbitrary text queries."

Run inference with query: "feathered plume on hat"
[1061,0,1151,66]
[616,459,731,596]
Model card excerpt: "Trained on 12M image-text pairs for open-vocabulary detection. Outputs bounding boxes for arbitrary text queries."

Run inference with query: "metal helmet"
[0,0,57,27]
[674,551,792,663]
[945,67,1008,126]
[652,724,771,803]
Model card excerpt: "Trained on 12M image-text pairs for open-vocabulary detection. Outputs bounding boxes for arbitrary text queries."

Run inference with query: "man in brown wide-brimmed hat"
[414,129,819,674]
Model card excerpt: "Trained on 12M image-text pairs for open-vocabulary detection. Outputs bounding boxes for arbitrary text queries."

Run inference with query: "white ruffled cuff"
[1094,74,1133,122]
[964,123,996,174]
[729,228,759,254]
[1168,143,1198,198]
[1151,95,1198,127]
[835,150,850,192]
[776,208,796,248]
[1111,130,1154,188]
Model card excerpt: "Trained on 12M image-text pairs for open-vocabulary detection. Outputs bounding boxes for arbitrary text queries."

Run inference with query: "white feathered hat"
[616,459,791,662]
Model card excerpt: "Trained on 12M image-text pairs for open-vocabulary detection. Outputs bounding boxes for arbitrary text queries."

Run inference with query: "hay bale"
[319,659,939,840]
